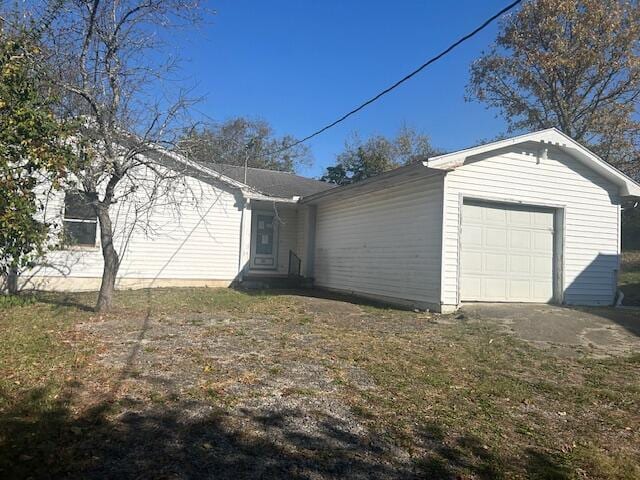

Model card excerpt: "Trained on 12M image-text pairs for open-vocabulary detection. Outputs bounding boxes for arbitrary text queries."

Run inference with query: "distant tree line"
[178,117,311,172]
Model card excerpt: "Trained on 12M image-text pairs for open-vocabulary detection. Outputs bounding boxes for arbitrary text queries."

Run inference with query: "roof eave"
[136,143,309,201]
[243,190,300,203]
[300,162,446,205]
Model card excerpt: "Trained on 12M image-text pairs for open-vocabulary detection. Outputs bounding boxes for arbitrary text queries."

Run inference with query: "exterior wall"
[26,173,245,290]
[313,174,445,310]
[441,145,620,308]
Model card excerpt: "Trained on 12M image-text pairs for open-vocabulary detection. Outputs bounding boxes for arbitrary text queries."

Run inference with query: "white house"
[27,128,640,312]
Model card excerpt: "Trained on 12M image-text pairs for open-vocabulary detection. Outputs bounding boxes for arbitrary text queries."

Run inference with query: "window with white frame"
[63,192,97,247]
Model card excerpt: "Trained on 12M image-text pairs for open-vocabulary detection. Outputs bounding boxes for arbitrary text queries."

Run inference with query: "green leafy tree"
[468,0,640,175]
[179,117,311,172]
[321,126,440,185]
[0,28,71,292]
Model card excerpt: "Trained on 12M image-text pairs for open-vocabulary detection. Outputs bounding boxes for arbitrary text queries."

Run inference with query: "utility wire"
[268,0,522,156]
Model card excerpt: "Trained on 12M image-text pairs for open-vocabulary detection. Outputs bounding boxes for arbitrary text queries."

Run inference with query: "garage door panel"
[510,255,531,274]
[461,201,554,303]
[533,231,552,250]
[484,253,507,273]
[464,277,482,297]
[534,281,553,299]
[509,230,532,249]
[533,256,552,275]
[462,225,482,245]
[485,228,507,247]
[462,251,482,272]
[484,278,507,298]
[509,209,532,226]
[485,207,508,224]
[464,204,484,221]
[509,280,531,299]
[533,211,554,228]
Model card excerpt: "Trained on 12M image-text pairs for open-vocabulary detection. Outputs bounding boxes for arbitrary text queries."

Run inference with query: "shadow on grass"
[30,291,96,313]
[620,282,640,307]
[233,285,417,312]
[0,385,394,479]
[0,384,574,480]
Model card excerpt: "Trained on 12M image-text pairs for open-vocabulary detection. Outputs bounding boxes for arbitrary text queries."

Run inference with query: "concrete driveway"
[461,303,640,357]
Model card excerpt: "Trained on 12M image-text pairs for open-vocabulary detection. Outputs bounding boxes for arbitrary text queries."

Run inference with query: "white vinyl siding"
[314,174,444,308]
[35,174,244,283]
[442,146,620,307]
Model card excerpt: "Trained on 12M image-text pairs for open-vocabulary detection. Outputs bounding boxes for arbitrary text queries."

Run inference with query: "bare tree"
[178,117,312,172]
[26,0,206,311]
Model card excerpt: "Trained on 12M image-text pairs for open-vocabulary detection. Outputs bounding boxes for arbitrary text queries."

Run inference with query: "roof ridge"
[211,162,298,175]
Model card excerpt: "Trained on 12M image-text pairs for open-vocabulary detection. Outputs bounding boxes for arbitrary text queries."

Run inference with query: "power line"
[268,0,522,156]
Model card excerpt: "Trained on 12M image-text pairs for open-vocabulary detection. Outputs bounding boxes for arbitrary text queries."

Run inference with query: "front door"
[251,212,278,270]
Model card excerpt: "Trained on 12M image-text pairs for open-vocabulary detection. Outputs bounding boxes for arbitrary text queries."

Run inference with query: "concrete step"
[238,275,312,290]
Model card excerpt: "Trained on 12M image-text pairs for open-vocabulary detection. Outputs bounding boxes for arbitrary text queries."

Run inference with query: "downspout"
[237,194,251,281]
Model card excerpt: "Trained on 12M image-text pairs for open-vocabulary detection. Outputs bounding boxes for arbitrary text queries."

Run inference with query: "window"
[63,192,97,247]
[255,214,274,255]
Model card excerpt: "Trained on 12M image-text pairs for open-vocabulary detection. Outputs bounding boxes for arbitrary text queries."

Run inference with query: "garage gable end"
[427,128,640,198]
[438,130,625,310]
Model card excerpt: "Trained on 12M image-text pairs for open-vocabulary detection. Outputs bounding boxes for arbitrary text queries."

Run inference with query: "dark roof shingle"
[207,163,334,198]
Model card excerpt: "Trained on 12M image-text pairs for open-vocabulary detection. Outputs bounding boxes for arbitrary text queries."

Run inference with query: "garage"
[460,200,556,303]
[305,128,640,312]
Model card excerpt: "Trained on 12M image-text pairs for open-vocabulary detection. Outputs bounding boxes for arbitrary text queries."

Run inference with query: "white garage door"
[460,200,555,302]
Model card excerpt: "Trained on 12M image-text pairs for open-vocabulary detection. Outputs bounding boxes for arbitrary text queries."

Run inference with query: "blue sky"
[175,0,514,177]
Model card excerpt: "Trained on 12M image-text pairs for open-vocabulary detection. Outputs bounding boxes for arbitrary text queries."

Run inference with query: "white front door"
[251,212,279,270]
[460,200,555,302]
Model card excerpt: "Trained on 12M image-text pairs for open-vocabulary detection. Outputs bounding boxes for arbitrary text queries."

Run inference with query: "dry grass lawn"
[0,287,639,479]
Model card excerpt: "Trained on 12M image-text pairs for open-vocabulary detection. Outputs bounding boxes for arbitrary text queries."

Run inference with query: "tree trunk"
[7,268,18,295]
[96,206,120,312]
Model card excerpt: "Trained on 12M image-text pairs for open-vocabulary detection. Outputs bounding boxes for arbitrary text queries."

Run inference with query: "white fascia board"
[242,190,299,203]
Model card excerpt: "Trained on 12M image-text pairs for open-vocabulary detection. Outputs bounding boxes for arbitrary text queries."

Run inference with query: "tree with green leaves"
[178,117,311,172]
[0,27,72,293]
[321,126,440,185]
[468,0,640,176]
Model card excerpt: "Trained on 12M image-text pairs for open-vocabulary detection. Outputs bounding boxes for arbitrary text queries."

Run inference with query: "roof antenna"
[244,139,255,184]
